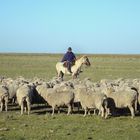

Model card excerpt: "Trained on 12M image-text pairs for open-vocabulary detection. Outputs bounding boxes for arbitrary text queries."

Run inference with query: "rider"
[61,47,76,73]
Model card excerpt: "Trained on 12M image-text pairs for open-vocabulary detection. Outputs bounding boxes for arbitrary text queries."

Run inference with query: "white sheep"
[103,87,137,118]
[36,84,74,115]
[75,87,108,118]
[46,89,74,115]
[16,84,34,115]
[0,85,9,112]
[5,80,20,104]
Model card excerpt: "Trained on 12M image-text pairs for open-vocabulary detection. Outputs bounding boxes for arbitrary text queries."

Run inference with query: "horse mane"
[83,55,87,58]
[76,55,87,61]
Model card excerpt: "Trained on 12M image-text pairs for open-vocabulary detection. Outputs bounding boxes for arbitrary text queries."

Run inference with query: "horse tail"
[56,62,59,75]
[56,62,63,78]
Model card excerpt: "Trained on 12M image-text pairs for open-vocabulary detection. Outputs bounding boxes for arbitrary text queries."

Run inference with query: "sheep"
[72,84,87,112]
[16,84,34,115]
[82,78,94,89]
[2,77,13,85]
[53,82,74,93]
[36,82,51,95]
[0,85,9,112]
[35,83,50,104]
[75,87,108,118]
[107,83,139,113]
[47,77,63,88]
[46,89,74,115]
[4,81,20,104]
[1,77,30,104]
[15,76,29,84]
[131,84,140,111]
[103,87,137,118]
[36,84,74,115]
[73,82,102,113]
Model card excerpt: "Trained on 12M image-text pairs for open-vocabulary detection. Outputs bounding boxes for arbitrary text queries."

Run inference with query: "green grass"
[0,110,140,140]
[0,53,60,80]
[0,53,140,140]
[1,53,140,81]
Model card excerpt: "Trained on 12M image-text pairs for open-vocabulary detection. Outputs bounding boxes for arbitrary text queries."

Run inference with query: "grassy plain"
[0,53,140,81]
[0,53,140,140]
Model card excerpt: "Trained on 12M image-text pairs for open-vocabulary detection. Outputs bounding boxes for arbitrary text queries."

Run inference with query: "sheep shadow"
[33,105,71,115]
[7,103,20,111]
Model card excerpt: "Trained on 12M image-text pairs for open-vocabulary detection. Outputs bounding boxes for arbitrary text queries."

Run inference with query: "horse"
[56,55,91,79]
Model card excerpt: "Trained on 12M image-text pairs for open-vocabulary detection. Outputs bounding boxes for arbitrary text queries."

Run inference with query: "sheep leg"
[25,97,31,115]
[84,107,87,117]
[101,107,105,118]
[93,109,96,115]
[24,107,27,113]
[107,108,111,116]
[52,106,55,116]
[5,96,9,112]
[27,106,31,115]
[5,101,8,112]
[77,102,80,111]
[88,110,91,115]
[128,106,135,119]
[98,109,101,116]
[5,102,8,112]
[134,100,138,113]
[105,111,108,119]
[24,101,27,113]
[27,102,31,115]
[67,104,71,115]
[71,103,74,112]
[104,106,108,119]
[12,97,16,104]
[21,103,24,115]
[0,101,3,112]
[58,109,60,114]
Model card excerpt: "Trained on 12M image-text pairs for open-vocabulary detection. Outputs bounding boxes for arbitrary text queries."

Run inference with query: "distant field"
[0,53,140,140]
[0,53,140,81]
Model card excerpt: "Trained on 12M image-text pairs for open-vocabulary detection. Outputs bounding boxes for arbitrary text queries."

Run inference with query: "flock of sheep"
[0,76,140,119]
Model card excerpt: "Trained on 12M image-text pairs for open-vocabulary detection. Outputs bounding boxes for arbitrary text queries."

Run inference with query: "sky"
[0,0,140,54]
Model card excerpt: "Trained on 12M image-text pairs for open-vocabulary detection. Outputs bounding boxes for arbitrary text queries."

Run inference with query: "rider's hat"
[68,47,72,51]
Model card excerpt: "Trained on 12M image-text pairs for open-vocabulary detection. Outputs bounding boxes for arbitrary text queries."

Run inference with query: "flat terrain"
[1,53,140,81]
[0,53,140,140]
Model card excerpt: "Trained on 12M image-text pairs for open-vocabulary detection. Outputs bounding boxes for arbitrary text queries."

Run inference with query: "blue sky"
[0,0,140,54]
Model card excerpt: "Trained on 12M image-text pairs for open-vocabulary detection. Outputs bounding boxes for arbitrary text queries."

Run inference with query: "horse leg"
[60,71,64,80]
[72,73,77,79]
[57,70,61,77]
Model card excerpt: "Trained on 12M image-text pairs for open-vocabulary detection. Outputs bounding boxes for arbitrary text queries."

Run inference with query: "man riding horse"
[61,47,76,74]
[56,48,90,79]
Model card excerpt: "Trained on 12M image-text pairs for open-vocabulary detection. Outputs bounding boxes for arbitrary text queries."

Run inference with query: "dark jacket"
[61,51,76,62]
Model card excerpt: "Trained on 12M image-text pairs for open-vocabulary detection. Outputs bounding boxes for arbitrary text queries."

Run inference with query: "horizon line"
[0,52,140,56]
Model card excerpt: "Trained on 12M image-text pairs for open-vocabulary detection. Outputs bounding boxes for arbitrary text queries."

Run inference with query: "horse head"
[82,56,91,66]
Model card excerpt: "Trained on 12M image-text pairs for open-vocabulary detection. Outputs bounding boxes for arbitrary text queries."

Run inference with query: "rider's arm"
[61,53,67,62]
[73,53,76,60]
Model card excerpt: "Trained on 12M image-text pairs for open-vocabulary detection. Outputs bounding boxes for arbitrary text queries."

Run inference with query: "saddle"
[63,61,68,68]
[63,61,75,68]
